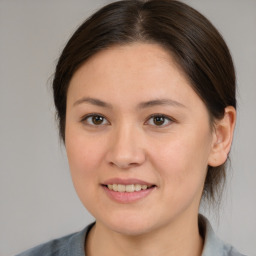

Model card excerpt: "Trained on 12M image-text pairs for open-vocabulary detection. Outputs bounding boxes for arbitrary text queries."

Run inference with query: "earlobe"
[208,106,236,167]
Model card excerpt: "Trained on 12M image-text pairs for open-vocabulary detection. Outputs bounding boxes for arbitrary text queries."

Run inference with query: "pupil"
[154,116,164,125]
[93,116,103,125]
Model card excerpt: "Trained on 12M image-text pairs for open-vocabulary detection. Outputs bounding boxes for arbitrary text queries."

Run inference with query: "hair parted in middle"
[52,0,236,205]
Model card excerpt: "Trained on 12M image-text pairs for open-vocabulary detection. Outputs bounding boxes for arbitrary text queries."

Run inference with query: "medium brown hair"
[52,0,236,204]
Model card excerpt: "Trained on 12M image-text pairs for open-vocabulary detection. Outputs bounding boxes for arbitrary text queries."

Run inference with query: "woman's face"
[65,43,215,235]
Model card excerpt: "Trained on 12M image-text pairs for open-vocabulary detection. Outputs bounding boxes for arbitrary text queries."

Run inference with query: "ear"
[208,106,236,167]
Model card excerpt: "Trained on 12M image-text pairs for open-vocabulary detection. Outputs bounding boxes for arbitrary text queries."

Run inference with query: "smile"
[102,183,156,203]
[106,184,154,193]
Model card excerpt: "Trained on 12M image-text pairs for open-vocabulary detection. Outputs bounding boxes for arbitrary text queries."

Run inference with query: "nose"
[106,124,146,169]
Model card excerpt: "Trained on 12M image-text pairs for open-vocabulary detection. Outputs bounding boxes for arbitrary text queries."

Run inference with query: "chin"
[100,213,159,236]
[110,223,153,236]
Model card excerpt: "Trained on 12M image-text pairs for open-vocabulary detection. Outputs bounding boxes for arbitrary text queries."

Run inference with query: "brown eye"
[92,115,104,125]
[153,116,165,126]
[83,114,109,126]
[146,115,172,127]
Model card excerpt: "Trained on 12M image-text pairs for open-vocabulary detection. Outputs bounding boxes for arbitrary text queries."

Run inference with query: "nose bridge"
[107,121,145,168]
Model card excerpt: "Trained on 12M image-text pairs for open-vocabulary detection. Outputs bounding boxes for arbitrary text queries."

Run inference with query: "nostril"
[109,161,140,169]
[106,139,146,169]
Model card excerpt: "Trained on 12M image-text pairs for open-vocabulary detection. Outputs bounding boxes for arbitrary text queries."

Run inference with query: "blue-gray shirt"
[16,216,246,256]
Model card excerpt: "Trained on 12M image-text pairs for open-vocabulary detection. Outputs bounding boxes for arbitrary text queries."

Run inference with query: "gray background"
[0,1,255,255]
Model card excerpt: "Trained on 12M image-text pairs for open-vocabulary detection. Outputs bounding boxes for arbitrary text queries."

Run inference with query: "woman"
[18,0,245,255]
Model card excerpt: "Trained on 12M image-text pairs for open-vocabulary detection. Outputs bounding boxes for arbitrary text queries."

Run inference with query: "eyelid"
[80,113,175,127]
[80,113,110,126]
[145,114,174,127]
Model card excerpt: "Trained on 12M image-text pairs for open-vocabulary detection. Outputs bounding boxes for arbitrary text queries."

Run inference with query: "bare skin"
[65,43,236,256]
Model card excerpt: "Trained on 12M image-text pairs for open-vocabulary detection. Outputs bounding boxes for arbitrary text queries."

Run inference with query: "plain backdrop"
[0,1,255,255]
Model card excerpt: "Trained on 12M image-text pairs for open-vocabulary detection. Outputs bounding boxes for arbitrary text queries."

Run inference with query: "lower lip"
[102,186,155,203]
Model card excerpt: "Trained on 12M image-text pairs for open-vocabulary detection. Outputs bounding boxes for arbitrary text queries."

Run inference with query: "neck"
[85,213,203,256]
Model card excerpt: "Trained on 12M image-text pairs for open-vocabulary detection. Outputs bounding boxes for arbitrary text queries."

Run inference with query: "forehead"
[67,43,199,108]
[76,43,184,77]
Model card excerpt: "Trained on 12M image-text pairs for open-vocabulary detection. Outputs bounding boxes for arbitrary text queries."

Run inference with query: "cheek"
[65,129,109,213]
[65,128,106,186]
[149,129,212,193]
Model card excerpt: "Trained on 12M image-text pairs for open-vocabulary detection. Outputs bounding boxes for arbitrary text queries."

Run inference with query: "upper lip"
[102,178,155,186]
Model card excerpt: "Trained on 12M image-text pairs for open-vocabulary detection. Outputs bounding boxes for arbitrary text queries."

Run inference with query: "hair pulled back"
[52,0,236,205]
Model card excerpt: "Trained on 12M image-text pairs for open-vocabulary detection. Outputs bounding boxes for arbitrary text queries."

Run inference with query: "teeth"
[107,184,152,192]
[135,184,142,191]
[141,185,147,190]
[125,184,134,192]
[113,184,118,191]
[117,184,126,192]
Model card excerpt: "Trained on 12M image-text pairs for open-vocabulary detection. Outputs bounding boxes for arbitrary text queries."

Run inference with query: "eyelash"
[81,113,109,126]
[81,113,174,127]
[145,114,174,127]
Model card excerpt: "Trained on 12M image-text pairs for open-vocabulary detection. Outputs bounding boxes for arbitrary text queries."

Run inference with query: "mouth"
[102,184,156,193]
[101,179,157,203]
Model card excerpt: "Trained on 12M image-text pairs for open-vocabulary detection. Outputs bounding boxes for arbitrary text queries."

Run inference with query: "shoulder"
[200,215,246,256]
[16,223,94,256]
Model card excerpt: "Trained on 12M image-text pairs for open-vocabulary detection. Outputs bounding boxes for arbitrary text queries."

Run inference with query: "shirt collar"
[200,214,240,256]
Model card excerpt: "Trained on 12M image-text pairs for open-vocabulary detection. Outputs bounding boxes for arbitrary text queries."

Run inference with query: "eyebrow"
[137,99,186,109]
[73,97,112,108]
[73,97,186,109]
